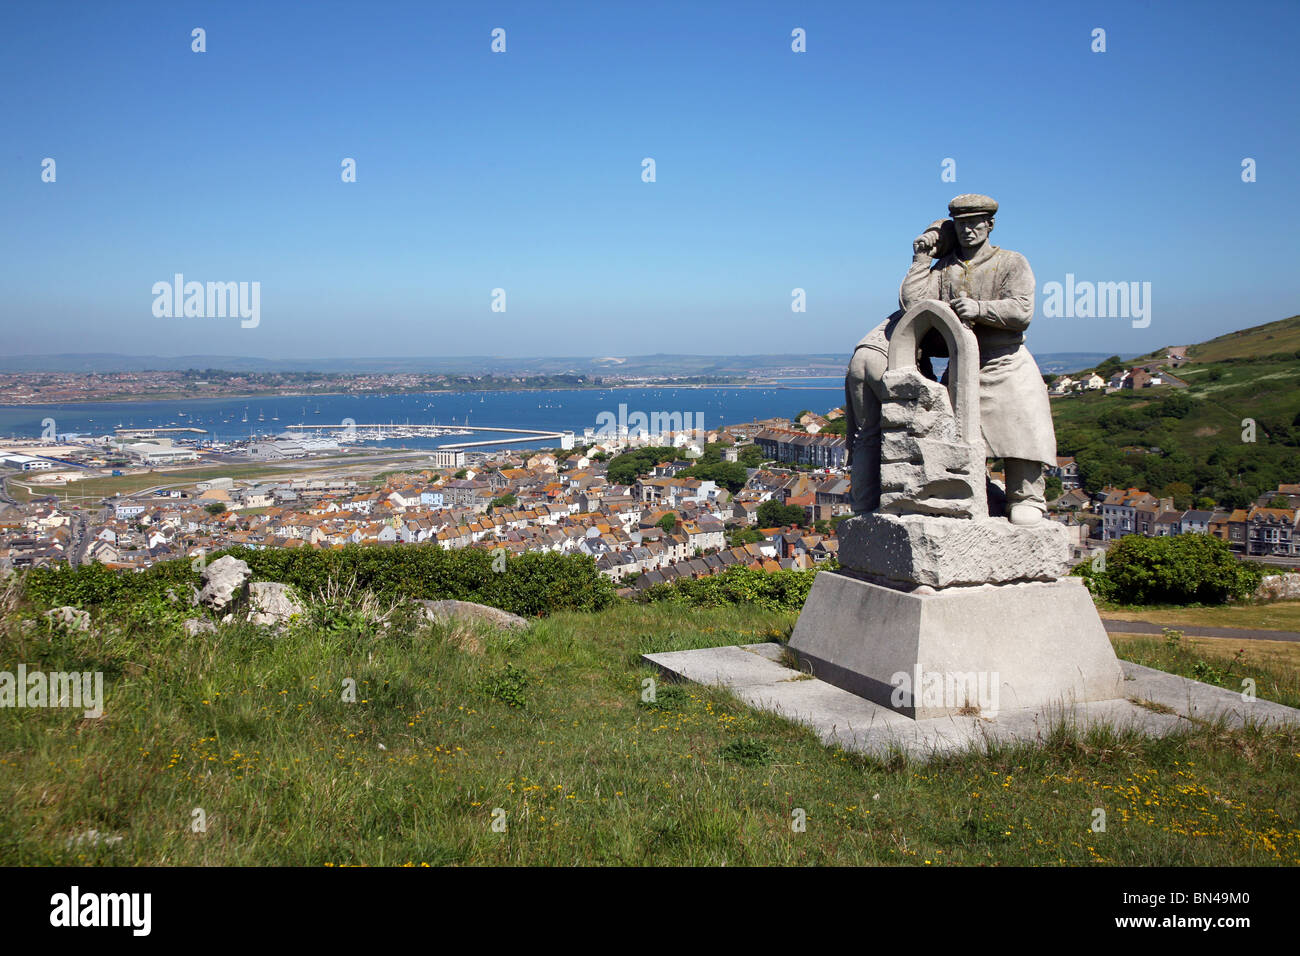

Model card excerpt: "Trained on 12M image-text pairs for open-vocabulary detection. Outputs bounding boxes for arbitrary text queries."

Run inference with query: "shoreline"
[0,380,844,408]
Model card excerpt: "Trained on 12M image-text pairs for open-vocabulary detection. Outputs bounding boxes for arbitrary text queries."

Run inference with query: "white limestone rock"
[198,555,251,610]
[182,617,218,637]
[247,582,306,627]
[415,599,529,631]
[43,606,90,632]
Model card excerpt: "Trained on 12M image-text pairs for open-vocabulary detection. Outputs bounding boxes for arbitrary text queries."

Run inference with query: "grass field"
[1100,601,1300,633]
[1186,314,1300,363]
[6,465,301,503]
[2,597,1297,867]
[4,452,430,504]
[1109,630,1300,710]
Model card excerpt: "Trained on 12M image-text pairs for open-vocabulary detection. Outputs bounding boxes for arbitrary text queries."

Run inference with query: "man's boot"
[1004,457,1046,526]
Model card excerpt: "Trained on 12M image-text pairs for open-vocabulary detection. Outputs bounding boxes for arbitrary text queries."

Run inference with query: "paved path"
[1104,619,1300,644]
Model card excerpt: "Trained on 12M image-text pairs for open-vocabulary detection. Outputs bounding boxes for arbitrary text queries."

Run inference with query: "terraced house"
[1245,506,1300,557]
[754,427,847,469]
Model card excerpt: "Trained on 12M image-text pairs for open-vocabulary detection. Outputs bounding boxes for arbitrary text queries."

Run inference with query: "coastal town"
[0,414,852,590]
[4,379,1297,589]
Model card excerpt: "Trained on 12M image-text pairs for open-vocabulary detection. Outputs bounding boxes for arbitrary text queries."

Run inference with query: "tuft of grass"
[638,684,692,712]
[1129,698,1177,715]
[718,739,775,768]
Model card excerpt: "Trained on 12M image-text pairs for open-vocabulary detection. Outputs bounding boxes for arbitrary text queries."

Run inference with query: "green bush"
[23,559,194,612]
[1076,533,1266,605]
[641,565,820,612]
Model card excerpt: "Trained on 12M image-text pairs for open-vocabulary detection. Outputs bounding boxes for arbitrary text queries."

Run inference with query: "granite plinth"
[837,512,1072,589]
[786,571,1123,719]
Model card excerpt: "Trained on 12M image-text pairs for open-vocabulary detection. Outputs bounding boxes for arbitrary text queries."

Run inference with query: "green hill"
[1186,314,1300,363]
[1051,315,1300,508]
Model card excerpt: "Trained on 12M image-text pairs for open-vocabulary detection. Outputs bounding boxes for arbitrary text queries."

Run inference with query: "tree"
[453,469,468,479]
[657,513,677,533]
[677,460,748,493]
[1159,391,1193,418]
[727,527,763,547]
[487,493,517,512]
[699,442,727,464]
[1044,476,1064,501]
[1194,496,1217,511]
[1268,495,1292,509]
[738,444,765,468]
[607,446,678,485]
[757,499,805,528]
[1219,486,1255,509]
[1157,482,1194,511]
[204,502,227,515]
[1094,355,1125,379]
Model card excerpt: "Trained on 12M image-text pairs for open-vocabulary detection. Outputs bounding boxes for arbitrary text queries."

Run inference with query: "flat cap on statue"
[948,194,998,218]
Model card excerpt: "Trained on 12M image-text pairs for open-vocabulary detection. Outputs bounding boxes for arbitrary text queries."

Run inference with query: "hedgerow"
[640,564,821,612]
[21,545,617,618]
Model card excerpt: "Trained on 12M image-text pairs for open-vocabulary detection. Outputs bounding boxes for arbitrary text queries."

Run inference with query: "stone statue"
[846,194,1056,525]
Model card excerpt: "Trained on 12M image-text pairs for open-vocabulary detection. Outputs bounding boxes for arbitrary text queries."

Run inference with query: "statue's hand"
[951,297,980,322]
[912,232,936,257]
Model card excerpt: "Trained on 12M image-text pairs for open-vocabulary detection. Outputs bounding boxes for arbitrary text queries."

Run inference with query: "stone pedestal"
[837,512,1073,589]
[788,572,1124,719]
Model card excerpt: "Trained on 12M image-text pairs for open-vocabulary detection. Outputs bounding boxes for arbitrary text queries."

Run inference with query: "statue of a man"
[845,193,1057,525]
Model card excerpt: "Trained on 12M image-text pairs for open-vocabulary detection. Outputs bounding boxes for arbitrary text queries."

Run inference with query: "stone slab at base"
[787,571,1123,718]
[837,512,1072,588]
[643,643,1300,761]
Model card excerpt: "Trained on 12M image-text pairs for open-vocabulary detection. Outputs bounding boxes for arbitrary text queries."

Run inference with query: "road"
[1104,619,1300,644]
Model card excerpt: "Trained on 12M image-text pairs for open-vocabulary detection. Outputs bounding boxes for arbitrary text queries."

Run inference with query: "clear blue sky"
[2,0,1296,362]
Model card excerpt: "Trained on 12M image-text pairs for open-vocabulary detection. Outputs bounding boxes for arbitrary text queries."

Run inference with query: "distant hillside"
[1186,314,1300,363]
[0,352,855,377]
[0,350,1122,377]
[1035,353,1138,375]
[1051,314,1300,508]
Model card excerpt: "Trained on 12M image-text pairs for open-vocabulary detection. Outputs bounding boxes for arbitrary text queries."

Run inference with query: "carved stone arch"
[886,299,981,443]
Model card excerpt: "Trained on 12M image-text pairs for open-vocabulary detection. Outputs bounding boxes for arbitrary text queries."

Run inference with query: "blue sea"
[0,379,846,451]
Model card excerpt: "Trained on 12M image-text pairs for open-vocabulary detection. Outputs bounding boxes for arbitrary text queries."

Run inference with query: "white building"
[432,449,466,469]
[126,442,198,465]
[1,454,56,471]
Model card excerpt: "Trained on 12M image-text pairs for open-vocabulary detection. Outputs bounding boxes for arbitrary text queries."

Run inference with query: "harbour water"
[0,380,845,451]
